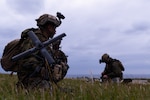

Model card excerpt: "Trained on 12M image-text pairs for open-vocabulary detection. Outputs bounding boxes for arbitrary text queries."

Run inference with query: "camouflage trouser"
[111,77,121,83]
[37,80,51,89]
[16,77,52,92]
[101,77,122,83]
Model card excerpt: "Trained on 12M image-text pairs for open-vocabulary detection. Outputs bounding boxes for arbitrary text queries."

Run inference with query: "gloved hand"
[103,75,108,79]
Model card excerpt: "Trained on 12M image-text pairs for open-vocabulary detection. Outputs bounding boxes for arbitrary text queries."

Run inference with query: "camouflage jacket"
[17,28,69,89]
[102,58,124,79]
[17,28,51,83]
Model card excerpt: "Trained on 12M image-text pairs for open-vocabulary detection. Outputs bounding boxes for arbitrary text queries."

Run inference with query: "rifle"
[12,31,66,65]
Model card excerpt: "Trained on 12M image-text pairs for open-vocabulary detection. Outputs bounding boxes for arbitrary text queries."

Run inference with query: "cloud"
[1,0,150,75]
[5,0,44,15]
[124,22,150,34]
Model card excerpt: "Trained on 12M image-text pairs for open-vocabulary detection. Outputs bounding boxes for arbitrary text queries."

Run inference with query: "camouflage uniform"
[99,53,125,82]
[51,40,69,83]
[16,13,68,91]
[17,28,52,90]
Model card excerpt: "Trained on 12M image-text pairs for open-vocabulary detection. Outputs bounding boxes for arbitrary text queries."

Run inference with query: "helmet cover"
[36,14,60,27]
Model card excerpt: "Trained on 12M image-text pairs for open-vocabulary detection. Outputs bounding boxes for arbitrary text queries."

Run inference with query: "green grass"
[0,74,150,100]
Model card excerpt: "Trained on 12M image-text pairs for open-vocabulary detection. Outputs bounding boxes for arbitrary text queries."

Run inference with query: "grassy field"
[0,74,150,100]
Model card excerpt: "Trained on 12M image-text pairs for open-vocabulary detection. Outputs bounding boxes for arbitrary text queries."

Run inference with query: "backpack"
[118,61,125,71]
[113,59,125,71]
[0,28,37,72]
[1,39,22,72]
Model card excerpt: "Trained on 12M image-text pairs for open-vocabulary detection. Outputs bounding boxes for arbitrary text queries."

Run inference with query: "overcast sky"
[0,0,150,76]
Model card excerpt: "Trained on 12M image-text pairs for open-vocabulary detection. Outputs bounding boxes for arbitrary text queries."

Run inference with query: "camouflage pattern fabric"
[16,28,69,90]
[51,49,69,83]
[1,39,21,72]
[16,28,50,89]
[101,58,124,80]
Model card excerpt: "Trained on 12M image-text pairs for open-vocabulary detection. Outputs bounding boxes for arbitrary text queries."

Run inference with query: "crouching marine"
[0,12,69,92]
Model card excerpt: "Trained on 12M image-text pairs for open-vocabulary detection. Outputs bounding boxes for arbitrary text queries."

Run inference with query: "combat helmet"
[99,53,109,63]
[36,14,61,27]
[36,12,65,27]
